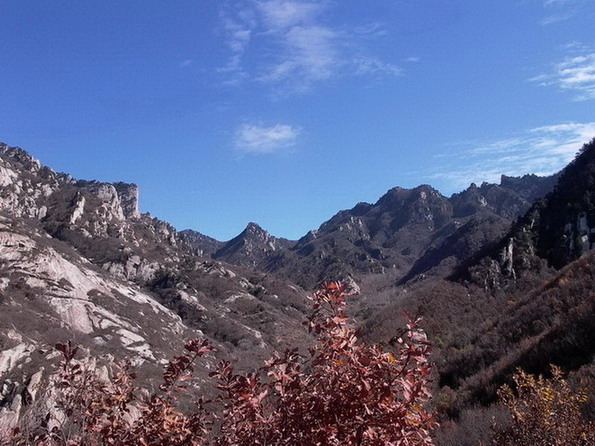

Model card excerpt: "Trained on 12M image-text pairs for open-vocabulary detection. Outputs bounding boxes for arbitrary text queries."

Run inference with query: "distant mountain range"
[1,138,594,445]
[183,173,557,289]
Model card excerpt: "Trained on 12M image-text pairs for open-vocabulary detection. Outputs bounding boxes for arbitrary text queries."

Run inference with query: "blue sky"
[1,0,594,240]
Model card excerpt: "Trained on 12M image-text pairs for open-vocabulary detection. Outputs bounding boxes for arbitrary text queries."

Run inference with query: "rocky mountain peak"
[0,143,42,173]
[375,184,444,210]
[113,182,140,219]
[242,222,269,239]
[179,229,223,258]
[464,138,595,287]
[212,222,294,268]
[450,173,558,220]
[0,143,142,226]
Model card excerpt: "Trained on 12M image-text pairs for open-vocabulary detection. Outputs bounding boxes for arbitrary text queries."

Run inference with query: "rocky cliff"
[212,222,295,268]
[463,138,595,288]
[248,176,556,289]
[0,143,310,431]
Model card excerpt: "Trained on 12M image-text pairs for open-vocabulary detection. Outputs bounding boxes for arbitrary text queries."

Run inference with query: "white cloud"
[257,0,321,28]
[217,4,258,83]
[354,56,403,76]
[544,0,577,6]
[430,122,595,191]
[234,123,301,154]
[530,46,595,100]
[354,22,387,38]
[540,0,588,25]
[218,0,403,92]
[258,24,340,85]
[540,11,576,25]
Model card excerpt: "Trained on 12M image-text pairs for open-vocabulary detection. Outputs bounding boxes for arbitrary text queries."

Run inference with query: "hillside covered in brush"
[1,139,595,445]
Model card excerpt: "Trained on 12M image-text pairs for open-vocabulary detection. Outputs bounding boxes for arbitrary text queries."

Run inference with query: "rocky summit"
[0,143,309,432]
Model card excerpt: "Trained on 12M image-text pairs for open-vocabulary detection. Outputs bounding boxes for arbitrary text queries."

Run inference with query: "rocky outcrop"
[114,182,140,219]
[0,214,200,431]
[257,177,555,289]
[451,174,558,220]
[179,229,223,257]
[463,138,595,288]
[0,143,140,231]
[0,142,312,431]
[213,222,295,268]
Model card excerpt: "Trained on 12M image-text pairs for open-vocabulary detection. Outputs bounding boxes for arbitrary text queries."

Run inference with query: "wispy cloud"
[353,56,403,76]
[430,122,595,192]
[544,0,576,5]
[234,123,301,154]
[403,57,420,63]
[217,6,256,84]
[258,0,320,28]
[530,45,595,101]
[257,23,341,86]
[540,0,589,25]
[218,0,403,92]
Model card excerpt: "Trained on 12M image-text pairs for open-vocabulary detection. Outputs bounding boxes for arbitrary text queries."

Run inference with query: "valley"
[1,139,594,444]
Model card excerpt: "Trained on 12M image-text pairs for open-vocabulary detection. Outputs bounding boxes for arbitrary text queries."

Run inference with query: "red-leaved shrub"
[4,282,437,445]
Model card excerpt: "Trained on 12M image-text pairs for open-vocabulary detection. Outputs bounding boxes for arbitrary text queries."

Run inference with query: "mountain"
[462,139,595,288]
[178,229,223,258]
[249,176,555,290]
[445,140,595,399]
[360,138,595,441]
[211,222,295,268]
[0,143,310,431]
[180,174,556,291]
[1,138,594,445]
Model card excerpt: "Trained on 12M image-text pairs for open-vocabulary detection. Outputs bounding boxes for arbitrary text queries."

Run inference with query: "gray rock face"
[0,214,198,431]
[464,139,595,288]
[0,142,310,431]
[249,177,555,289]
[0,143,140,228]
[212,222,295,268]
[114,182,140,219]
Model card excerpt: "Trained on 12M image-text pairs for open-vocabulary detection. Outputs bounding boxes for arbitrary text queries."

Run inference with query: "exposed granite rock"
[114,182,140,219]
[213,222,295,268]
[0,142,310,430]
[463,138,595,288]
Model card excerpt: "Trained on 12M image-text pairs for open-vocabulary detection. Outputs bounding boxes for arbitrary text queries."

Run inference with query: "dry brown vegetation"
[495,366,595,446]
[3,283,436,445]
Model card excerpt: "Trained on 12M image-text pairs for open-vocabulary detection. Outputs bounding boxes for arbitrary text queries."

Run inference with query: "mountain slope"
[462,138,595,288]
[0,143,311,430]
[211,222,295,268]
[0,213,197,430]
[259,176,556,289]
[359,139,595,434]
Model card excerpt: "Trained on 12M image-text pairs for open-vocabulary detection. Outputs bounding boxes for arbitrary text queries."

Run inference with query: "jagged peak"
[242,222,268,236]
[0,143,141,219]
[376,184,444,208]
[180,229,221,243]
[0,143,42,171]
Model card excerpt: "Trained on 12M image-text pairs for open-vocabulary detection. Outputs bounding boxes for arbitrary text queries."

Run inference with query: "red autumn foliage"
[4,282,436,445]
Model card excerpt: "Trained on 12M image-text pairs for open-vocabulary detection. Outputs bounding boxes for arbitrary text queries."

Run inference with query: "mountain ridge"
[177,174,557,291]
[2,138,594,445]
